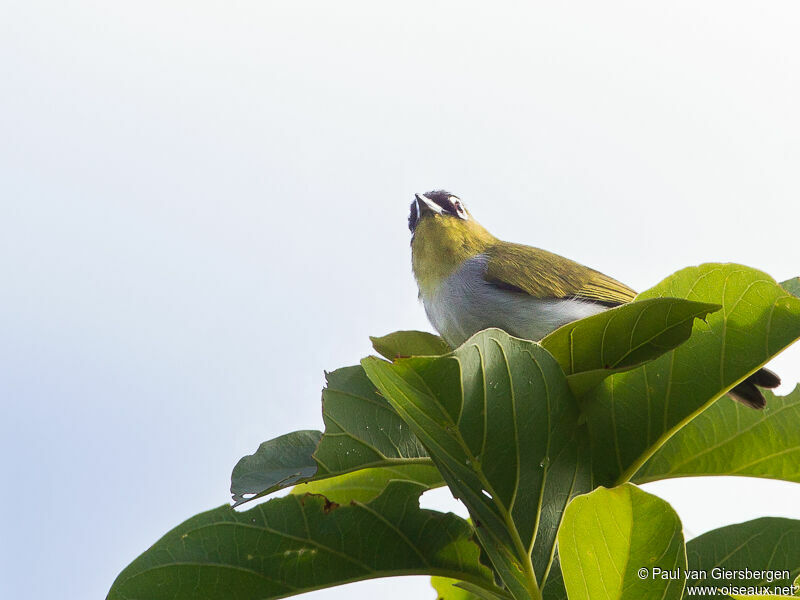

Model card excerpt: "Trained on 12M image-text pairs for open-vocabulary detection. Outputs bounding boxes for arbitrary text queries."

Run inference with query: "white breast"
[421,254,608,348]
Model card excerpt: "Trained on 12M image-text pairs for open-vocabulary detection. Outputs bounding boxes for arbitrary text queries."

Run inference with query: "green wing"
[484,243,637,306]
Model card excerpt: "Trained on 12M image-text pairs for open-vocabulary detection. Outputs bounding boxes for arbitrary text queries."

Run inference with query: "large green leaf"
[363,329,591,600]
[558,483,686,600]
[582,264,800,486]
[541,297,720,396]
[231,366,437,505]
[634,386,800,484]
[108,481,502,600]
[686,518,800,599]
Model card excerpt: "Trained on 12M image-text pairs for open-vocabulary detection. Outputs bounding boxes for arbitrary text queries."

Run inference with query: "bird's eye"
[451,199,465,215]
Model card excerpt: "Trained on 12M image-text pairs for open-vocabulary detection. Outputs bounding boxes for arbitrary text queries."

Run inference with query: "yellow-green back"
[411,213,636,305]
[484,243,637,305]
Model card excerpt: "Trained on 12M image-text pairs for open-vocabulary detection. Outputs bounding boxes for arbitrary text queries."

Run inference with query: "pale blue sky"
[2,2,800,599]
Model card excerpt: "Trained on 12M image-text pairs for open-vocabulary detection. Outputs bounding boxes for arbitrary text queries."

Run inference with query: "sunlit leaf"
[431,577,511,600]
[291,464,443,504]
[582,264,800,486]
[634,386,800,484]
[557,484,686,600]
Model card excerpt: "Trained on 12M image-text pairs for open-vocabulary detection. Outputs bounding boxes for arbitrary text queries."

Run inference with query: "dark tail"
[728,368,781,409]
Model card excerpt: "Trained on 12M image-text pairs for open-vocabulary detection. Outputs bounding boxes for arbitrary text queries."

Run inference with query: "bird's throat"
[411,216,495,297]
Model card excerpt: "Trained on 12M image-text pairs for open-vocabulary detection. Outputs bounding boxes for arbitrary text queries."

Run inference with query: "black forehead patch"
[408,200,418,232]
[409,190,463,233]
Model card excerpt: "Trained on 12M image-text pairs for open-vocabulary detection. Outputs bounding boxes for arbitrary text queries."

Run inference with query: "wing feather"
[484,243,636,306]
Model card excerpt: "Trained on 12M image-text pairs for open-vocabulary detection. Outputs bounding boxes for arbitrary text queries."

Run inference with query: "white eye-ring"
[450,197,468,219]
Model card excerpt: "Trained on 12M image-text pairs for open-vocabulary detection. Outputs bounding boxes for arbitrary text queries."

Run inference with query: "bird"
[408,189,779,409]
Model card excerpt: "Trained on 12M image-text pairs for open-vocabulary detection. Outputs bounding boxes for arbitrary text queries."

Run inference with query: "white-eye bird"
[409,190,779,409]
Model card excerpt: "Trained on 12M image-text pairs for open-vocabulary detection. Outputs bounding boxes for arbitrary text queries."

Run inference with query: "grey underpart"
[420,253,607,347]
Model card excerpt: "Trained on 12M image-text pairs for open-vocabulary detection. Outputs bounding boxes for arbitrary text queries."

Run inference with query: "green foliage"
[108,264,800,600]
[432,576,511,599]
[108,480,501,600]
[231,366,434,505]
[371,330,452,359]
[293,464,443,504]
[540,297,720,396]
[634,386,800,484]
[686,518,800,599]
[782,277,800,298]
[583,264,800,486]
[558,484,686,600]
[363,329,591,599]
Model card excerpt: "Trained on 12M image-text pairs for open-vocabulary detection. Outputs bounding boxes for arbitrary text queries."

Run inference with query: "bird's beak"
[414,193,443,217]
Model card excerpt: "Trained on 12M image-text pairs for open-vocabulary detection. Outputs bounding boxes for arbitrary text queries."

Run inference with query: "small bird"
[408,190,779,408]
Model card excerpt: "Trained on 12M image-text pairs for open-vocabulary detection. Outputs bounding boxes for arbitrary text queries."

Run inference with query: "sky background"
[2,2,800,598]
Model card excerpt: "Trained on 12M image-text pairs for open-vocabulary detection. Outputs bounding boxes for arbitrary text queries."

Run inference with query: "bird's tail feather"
[728,368,781,409]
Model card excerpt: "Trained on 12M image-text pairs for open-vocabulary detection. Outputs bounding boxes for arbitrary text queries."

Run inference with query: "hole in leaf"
[419,487,470,519]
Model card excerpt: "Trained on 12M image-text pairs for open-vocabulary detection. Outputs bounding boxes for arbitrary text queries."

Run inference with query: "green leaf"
[363,329,591,600]
[108,481,501,600]
[231,430,322,504]
[231,366,437,505]
[432,577,511,600]
[371,330,451,359]
[432,577,482,600]
[540,297,720,396]
[557,483,686,600]
[782,277,800,298]
[582,263,800,486]
[686,517,800,599]
[541,561,568,600]
[292,464,445,504]
[634,386,800,484]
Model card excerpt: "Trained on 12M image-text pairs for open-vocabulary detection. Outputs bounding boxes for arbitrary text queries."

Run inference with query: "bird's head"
[408,190,471,233]
[408,190,495,295]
